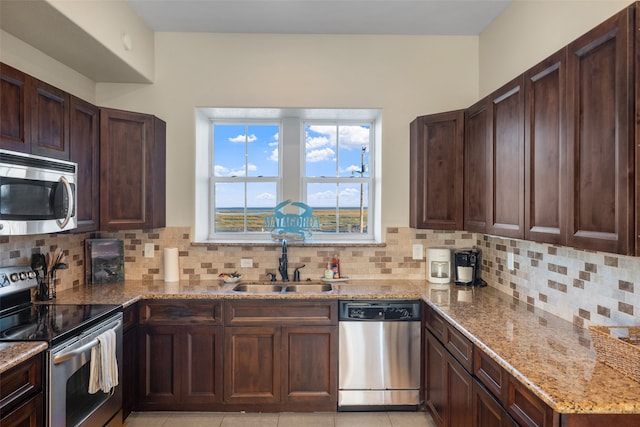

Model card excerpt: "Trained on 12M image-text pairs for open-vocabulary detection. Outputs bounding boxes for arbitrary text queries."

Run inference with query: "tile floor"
[124,411,437,427]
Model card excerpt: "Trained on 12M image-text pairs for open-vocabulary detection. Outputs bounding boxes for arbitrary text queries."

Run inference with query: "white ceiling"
[127,0,513,35]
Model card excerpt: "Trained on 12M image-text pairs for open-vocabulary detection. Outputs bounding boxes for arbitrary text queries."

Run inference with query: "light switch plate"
[240,258,253,268]
[507,252,514,270]
[412,244,424,260]
[144,243,155,258]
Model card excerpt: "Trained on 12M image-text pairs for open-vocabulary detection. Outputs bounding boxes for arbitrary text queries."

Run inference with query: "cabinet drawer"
[474,348,507,402]
[445,324,474,372]
[0,353,42,416]
[225,300,337,325]
[508,377,556,427]
[139,300,222,325]
[425,307,446,341]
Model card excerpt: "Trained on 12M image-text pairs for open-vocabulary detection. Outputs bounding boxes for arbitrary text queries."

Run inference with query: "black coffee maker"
[454,249,486,286]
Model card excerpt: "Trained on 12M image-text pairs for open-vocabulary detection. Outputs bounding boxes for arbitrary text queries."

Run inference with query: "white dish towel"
[88,329,119,394]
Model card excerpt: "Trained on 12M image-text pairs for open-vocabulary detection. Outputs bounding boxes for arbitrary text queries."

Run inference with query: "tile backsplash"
[2,227,638,329]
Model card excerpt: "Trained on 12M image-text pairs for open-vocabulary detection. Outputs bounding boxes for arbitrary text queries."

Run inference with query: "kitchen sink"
[232,284,284,293]
[284,284,333,293]
[231,282,333,293]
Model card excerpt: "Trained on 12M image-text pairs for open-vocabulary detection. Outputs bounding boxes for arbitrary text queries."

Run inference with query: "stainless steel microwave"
[0,149,77,235]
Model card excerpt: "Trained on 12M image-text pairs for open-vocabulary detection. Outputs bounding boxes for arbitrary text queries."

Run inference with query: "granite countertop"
[0,341,48,373]
[2,279,639,416]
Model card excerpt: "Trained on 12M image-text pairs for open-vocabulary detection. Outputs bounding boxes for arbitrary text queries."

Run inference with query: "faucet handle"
[267,272,277,282]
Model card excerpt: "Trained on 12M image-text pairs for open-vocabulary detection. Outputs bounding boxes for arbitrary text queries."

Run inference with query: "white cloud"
[306,135,331,149]
[343,164,362,174]
[255,192,275,201]
[308,190,336,205]
[229,133,258,143]
[307,125,369,150]
[269,147,278,161]
[247,163,257,172]
[214,164,246,177]
[306,147,335,163]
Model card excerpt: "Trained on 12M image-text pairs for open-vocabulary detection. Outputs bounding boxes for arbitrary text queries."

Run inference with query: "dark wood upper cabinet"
[99,108,166,231]
[637,1,640,255]
[30,79,70,160]
[463,98,489,233]
[566,6,634,255]
[487,76,525,239]
[410,111,464,230]
[0,63,31,153]
[524,49,567,245]
[69,96,100,233]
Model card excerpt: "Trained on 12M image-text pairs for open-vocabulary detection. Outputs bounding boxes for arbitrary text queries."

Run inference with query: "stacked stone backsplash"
[0,227,474,294]
[4,227,636,329]
[479,234,640,328]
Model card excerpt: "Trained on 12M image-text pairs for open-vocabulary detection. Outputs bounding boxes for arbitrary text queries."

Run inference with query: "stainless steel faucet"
[278,239,289,281]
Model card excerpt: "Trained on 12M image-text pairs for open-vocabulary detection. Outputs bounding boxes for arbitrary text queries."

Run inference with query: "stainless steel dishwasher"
[338,300,421,411]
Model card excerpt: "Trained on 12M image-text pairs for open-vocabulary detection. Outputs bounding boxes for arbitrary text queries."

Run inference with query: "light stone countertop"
[0,341,48,373]
[2,279,640,416]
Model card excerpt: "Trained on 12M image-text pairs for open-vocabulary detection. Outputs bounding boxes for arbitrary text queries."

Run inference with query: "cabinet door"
[566,7,634,254]
[409,111,464,230]
[181,325,223,405]
[0,63,31,152]
[487,76,525,239]
[122,304,138,419]
[224,326,281,404]
[100,108,166,230]
[447,351,473,427]
[69,96,100,233]
[281,326,337,410]
[464,98,489,233]
[473,380,517,427]
[524,49,567,245]
[0,393,42,427]
[138,325,181,408]
[31,79,70,160]
[425,330,446,427]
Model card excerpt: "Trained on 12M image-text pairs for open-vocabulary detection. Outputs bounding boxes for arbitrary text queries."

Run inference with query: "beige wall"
[0,29,96,102]
[96,33,480,231]
[479,0,635,96]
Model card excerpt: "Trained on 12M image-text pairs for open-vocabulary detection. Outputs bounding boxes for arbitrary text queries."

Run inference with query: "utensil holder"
[36,270,56,301]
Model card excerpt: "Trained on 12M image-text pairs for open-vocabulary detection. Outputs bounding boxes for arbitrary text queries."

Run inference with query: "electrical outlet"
[240,258,253,268]
[144,243,155,258]
[507,252,514,270]
[412,244,424,260]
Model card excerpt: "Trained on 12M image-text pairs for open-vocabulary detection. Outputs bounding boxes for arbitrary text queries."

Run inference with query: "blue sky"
[213,123,369,209]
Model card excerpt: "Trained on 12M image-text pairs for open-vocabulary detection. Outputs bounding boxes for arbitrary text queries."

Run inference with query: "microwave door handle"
[53,319,122,365]
[56,175,73,229]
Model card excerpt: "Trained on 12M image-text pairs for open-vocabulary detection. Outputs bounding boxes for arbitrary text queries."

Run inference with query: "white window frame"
[194,108,382,244]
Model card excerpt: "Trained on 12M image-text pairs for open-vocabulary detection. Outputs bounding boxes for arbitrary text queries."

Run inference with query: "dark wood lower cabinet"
[425,329,473,427]
[473,380,517,427]
[224,326,281,405]
[122,304,138,420]
[0,393,43,427]
[281,326,337,410]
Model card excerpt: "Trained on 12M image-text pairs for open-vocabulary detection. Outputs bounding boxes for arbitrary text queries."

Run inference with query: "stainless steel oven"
[0,149,77,235]
[0,266,122,427]
[49,312,123,427]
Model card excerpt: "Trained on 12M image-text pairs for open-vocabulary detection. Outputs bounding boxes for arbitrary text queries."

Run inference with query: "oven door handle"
[53,321,121,365]
[55,175,73,229]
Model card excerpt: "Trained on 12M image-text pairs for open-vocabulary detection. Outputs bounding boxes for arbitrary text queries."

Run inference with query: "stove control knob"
[19,272,27,280]
[10,273,19,282]
[0,273,9,287]
[27,271,36,279]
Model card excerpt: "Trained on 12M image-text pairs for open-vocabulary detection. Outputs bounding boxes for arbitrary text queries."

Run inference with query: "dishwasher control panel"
[339,300,421,321]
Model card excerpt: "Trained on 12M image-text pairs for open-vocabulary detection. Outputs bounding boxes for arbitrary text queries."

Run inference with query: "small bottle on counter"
[324,262,333,279]
[331,254,340,279]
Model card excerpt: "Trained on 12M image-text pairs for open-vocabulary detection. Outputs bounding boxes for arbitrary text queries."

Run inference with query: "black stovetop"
[0,303,121,346]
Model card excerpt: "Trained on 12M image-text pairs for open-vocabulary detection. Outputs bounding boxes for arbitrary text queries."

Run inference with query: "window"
[195,108,381,243]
